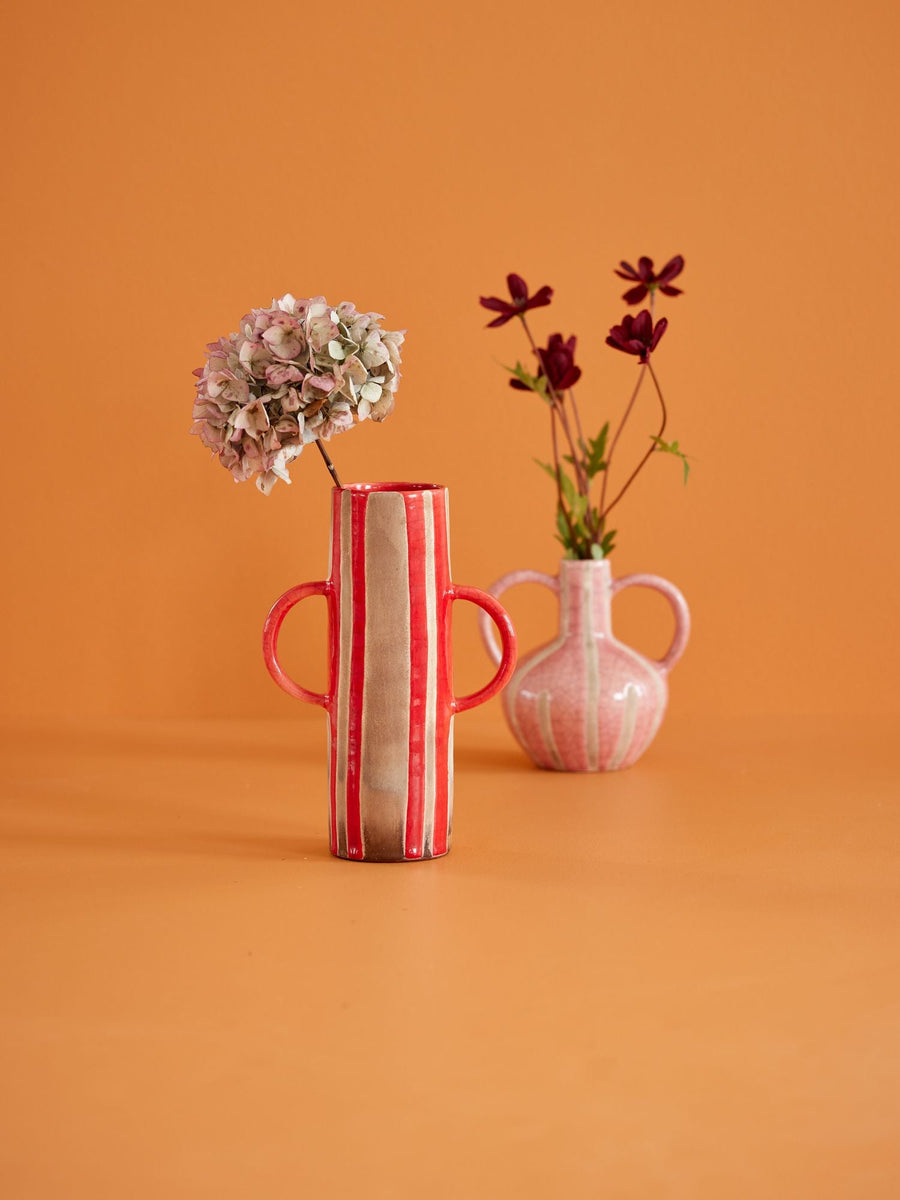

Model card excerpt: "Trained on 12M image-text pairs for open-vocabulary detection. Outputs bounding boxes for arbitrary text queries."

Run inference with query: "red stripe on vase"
[344,491,367,859]
[328,488,342,856]
[403,492,427,859]
[431,490,451,857]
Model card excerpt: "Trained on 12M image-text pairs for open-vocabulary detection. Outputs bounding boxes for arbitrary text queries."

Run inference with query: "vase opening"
[339,481,444,494]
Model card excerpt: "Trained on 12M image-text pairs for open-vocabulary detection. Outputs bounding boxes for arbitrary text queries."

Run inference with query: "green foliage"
[581,424,609,480]
[650,436,691,484]
[564,424,609,481]
[503,361,549,399]
[536,455,617,560]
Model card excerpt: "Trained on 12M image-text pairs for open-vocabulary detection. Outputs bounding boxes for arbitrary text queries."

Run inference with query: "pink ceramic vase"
[478,559,690,772]
[263,483,517,862]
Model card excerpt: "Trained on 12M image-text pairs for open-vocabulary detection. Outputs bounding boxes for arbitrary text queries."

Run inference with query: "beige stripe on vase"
[359,492,412,861]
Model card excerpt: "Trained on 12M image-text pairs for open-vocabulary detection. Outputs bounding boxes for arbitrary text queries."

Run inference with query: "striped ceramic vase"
[263,483,517,862]
[478,559,689,772]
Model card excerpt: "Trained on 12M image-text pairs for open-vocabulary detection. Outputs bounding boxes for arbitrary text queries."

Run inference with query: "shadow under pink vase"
[478,558,689,771]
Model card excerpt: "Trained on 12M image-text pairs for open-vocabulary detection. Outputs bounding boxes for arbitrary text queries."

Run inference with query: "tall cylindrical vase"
[263,483,517,861]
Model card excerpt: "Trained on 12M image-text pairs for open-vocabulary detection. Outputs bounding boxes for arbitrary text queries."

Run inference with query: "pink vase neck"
[557,559,613,638]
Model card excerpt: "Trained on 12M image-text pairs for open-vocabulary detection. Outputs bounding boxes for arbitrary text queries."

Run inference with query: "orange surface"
[2,713,899,1197]
[3,0,900,1193]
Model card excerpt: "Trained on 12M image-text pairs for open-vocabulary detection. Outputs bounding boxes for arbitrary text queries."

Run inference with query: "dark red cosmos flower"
[614,255,684,305]
[479,274,554,328]
[511,333,582,393]
[605,311,667,364]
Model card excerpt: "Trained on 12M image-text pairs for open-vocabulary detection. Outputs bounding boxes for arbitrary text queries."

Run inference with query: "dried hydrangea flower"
[191,294,404,494]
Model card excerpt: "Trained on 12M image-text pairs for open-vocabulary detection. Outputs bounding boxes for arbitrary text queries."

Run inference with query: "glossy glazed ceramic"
[263,483,517,861]
[479,559,689,772]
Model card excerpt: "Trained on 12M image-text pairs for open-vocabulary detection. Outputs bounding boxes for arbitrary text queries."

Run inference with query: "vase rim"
[338,481,444,494]
[558,556,612,567]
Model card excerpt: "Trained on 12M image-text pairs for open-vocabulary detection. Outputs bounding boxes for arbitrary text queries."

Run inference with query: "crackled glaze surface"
[263,484,517,861]
[480,559,689,772]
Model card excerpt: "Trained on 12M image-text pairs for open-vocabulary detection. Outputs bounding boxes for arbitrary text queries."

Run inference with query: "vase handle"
[477,569,560,666]
[449,586,518,714]
[611,573,691,674]
[262,582,332,707]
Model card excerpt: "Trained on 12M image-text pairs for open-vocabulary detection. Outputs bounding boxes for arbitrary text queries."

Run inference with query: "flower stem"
[599,363,647,520]
[315,439,343,488]
[551,407,578,548]
[569,390,599,540]
[570,389,586,449]
[519,315,589,496]
[599,291,654,525]
[602,358,668,521]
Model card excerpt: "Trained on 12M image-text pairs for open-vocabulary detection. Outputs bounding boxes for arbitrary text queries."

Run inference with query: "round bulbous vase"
[478,559,690,772]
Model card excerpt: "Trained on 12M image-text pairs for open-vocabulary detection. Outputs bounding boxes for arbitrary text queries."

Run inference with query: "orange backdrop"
[2,0,898,722]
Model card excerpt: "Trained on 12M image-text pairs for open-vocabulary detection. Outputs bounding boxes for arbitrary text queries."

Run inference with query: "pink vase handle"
[477,569,559,666]
[449,585,517,713]
[611,573,691,674]
[262,581,331,707]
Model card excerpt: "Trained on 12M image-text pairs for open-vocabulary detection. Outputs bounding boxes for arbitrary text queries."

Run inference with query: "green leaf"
[533,458,556,481]
[650,435,692,485]
[558,470,578,508]
[502,361,547,397]
[581,422,610,479]
[590,542,605,560]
